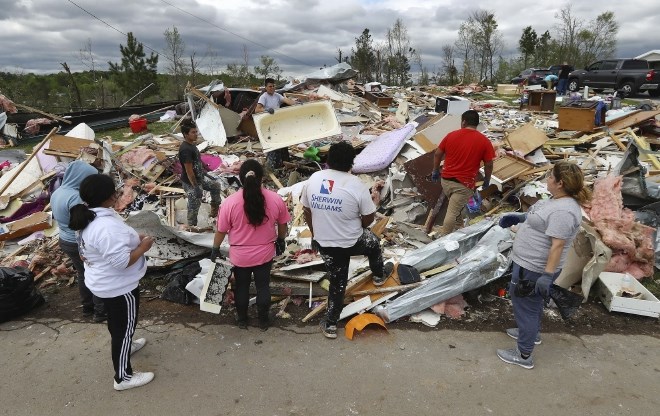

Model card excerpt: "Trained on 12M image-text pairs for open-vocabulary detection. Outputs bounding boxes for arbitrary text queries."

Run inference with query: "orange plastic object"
[344,313,388,340]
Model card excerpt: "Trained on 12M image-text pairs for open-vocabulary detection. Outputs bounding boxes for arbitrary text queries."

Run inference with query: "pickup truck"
[567,59,659,97]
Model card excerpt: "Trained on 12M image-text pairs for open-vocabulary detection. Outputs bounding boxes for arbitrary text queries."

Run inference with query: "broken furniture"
[558,100,606,131]
[364,91,393,108]
[434,96,470,116]
[522,90,556,112]
[597,272,660,318]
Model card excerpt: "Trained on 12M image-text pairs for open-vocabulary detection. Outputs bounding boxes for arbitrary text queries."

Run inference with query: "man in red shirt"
[431,110,495,235]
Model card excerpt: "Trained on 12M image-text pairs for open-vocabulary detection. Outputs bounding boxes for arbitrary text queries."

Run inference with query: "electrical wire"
[65,0,175,65]
[158,0,311,66]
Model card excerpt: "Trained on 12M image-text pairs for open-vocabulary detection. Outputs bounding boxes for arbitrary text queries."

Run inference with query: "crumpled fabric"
[0,193,48,223]
[23,118,53,135]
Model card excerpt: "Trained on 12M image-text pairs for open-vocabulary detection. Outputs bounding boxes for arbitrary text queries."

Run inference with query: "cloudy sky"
[1,0,658,78]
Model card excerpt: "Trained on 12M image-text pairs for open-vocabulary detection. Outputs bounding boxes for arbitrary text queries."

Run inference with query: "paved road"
[1,317,658,416]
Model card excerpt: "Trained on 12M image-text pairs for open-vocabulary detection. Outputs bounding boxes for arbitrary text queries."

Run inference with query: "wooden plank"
[0,127,56,197]
[15,103,72,124]
[630,130,660,170]
[48,134,93,155]
[606,109,660,132]
[505,123,549,155]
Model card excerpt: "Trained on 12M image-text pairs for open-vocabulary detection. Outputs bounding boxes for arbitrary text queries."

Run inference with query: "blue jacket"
[51,161,97,243]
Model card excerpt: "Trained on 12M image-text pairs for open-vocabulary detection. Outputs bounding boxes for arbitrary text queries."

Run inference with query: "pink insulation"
[430,295,468,319]
[119,148,157,169]
[588,175,655,279]
[0,94,17,113]
[113,178,140,212]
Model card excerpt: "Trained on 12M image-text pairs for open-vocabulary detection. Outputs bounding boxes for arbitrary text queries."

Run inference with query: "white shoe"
[113,371,154,391]
[130,338,146,355]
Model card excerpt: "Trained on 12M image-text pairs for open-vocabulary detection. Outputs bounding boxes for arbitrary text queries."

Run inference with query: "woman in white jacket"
[69,174,155,391]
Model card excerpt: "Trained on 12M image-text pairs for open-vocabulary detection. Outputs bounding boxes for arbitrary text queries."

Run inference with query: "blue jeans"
[557,79,568,95]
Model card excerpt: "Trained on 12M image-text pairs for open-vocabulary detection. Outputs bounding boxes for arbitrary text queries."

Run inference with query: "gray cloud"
[0,0,658,77]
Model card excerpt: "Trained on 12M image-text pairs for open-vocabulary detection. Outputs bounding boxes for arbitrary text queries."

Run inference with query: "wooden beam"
[15,103,72,124]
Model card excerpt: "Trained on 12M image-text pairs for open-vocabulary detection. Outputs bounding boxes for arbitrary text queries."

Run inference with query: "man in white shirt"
[255,78,297,169]
[301,141,386,339]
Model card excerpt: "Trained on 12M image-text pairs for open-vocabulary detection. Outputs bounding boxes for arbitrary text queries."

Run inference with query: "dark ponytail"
[239,159,267,227]
[69,174,116,231]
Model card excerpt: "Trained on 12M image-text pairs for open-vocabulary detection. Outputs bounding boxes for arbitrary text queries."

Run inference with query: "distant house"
[635,50,660,69]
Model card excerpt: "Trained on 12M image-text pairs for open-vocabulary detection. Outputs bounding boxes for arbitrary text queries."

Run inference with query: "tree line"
[1,5,621,113]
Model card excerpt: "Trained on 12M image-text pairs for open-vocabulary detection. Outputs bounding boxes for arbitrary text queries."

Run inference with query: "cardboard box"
[596,272,660,318]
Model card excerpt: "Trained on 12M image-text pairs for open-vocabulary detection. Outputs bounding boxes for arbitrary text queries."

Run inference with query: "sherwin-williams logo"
[320,179,334,194]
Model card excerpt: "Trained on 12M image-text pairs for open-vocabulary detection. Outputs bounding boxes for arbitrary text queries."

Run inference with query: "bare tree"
[163,26,189,99]
[79,38,104,107]
[455,19,477,82]
[554,4,583,65]
[442,45,458,85]
[471,10,502,82]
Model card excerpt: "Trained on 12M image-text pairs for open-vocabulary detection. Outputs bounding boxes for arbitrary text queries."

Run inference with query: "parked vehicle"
[510,68,553,86]
[567,59,659,97]
[548,64,574,75]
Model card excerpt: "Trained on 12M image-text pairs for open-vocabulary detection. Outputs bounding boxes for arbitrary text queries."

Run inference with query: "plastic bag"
[0,267,45,323]
[160,262,202,305]
[549,284,584,320]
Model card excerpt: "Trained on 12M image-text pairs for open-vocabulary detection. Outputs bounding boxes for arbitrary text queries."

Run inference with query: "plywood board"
[506,123,549,155]
[0,212,51,242]
[412,114,461,152]
[491,155,535,182]
[47,134,93,155]
[607,110,660,132]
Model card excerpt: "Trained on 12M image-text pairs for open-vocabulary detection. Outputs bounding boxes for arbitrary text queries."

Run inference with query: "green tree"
[576,11,618,67]
[519,26,537,68]
[108,32,159,103]
[535,31,552,67]
[350,29,376,83]
[254,55,282,83]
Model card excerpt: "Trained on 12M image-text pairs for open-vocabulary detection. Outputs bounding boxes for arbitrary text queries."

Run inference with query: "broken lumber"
[15,103,72,124]
[0,127,57,197]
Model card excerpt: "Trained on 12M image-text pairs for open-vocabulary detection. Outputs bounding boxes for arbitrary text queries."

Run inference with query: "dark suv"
[567,59,659,97]
[511,68,553,86]
[548,64,574,75]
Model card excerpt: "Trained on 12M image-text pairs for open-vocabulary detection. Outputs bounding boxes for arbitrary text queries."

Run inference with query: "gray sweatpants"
[510,262,556,355]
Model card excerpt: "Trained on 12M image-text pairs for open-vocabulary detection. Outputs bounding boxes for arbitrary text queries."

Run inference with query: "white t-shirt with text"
[301,169,376,248]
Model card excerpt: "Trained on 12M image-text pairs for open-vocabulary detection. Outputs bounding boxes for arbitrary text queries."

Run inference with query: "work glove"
[193,186,203,199]
[535,272,554,299]
[431,169,440,182]
[275,238,286,256]
[267,108,275,114]
[499,213,527,228]
[210,246,223,262]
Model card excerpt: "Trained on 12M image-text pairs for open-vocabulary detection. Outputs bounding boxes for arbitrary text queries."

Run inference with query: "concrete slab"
[1,318,658,415]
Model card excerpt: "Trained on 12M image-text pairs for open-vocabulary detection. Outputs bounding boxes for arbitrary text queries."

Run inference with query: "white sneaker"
[113,371,154,391]
[130,338,147,355]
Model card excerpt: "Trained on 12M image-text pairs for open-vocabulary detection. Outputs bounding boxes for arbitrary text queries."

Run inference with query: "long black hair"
[239,159,267,227]
[69,174,116,231]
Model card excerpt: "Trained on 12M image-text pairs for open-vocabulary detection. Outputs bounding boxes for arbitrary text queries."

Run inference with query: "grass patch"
[641,271,660,298]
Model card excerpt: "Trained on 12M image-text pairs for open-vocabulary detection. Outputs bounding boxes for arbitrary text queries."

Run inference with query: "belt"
[442,177,461,184]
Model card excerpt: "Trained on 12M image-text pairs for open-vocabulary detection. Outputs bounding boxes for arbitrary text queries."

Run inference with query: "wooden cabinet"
[558,101,606,131]
[522,90,556,112]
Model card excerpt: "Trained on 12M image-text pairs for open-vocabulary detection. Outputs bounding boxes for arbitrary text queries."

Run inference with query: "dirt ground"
[28,272,659,338]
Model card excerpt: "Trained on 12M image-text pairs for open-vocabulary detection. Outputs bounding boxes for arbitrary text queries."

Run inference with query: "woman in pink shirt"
[211,159,290,330]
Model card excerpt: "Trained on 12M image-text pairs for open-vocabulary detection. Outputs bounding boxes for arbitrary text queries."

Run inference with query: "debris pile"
[1,65,659,323]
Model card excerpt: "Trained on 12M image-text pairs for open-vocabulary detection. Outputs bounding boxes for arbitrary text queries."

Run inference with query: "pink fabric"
[0,94,17,113]
[172,154,223,176]
[24,118,52,135]
[113,178,139,212]
[217,188,291,267]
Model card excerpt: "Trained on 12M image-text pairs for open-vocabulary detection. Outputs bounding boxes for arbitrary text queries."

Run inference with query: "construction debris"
[1,72,659,325]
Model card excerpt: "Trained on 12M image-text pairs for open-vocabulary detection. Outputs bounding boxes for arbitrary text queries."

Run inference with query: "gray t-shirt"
[511,197,582,274]
[258,92,284,110]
